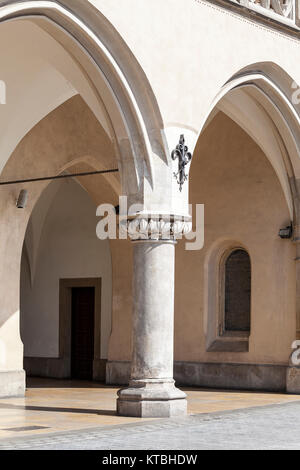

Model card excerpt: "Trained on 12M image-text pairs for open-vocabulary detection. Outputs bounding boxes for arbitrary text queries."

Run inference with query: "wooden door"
[71,287,95,380]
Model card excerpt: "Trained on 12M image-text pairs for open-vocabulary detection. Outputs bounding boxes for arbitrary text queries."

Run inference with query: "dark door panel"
[71,287,95,380]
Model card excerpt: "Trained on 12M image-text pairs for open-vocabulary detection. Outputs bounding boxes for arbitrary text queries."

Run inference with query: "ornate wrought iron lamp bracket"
[171,135,192,192]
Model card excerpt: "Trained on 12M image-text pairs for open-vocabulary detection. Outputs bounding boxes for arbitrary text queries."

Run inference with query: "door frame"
[59,278,102,380]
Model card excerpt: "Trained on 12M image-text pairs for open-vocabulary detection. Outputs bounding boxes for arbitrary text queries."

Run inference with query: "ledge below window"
[207,332,250,352]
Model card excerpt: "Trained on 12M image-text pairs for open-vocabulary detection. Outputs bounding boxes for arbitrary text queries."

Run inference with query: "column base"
[287,367,300,394]
[117,379,187,418]
[0,370,25,398]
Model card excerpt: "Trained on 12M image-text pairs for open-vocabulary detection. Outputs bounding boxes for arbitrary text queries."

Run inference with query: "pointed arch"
[195,62,300,223]
[0,0,165,196]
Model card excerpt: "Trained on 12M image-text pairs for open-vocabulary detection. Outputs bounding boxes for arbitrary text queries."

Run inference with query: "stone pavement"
[1,379,300,449]
[1,401,300,450]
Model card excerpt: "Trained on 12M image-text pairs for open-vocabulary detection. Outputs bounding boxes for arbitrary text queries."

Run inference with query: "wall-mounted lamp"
[279,225,293,239]
[16,189,28,209]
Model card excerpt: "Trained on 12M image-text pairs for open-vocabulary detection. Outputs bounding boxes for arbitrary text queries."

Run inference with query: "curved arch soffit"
[0,1,164,194]
[24,154,117,286]
[197,72,300,220]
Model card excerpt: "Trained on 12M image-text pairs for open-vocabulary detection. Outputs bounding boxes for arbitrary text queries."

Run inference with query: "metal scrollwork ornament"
[171,135,192,192]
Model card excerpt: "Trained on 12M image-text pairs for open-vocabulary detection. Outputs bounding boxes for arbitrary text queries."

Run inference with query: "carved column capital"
[119,216,192,241]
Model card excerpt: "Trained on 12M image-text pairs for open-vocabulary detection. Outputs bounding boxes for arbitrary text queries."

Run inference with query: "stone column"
[117,217,190,417]
[287,222,300,393]
[296,247,300,342]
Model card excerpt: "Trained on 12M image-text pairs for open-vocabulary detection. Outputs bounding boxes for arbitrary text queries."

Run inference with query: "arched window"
[223,249,251,333]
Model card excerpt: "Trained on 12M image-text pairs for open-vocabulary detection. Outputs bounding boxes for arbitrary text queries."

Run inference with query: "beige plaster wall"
[91,0,300,134]
[20,178,112,360]
[0,87,295,373]
[106,112,296,367]
[0,96,119,372]
[175,112,296,365]
[108,239,133,362]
